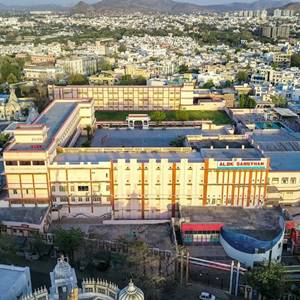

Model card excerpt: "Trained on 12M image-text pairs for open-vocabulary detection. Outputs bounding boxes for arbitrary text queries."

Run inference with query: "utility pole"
[180,250,184,286]
[235,261,240,296]
[185,250,189,285]
[229,260,234,294]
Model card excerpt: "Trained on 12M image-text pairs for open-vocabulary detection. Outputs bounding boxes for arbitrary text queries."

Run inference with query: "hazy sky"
[0,0,260,6]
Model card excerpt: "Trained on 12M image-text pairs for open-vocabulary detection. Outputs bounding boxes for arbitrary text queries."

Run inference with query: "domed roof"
[118,280,144,300]
[54,256,72,279]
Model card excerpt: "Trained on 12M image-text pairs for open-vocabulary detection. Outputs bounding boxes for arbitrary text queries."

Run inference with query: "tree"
[54,228,84,260]
[119,75,146,85]
[291,53,300,68]
[178,64,189,74]
[246,263,286,299]
[236,70,248,83]
[68,74,88,85]
[0,233,18,263]
[270,95,287,107]
[175,110,189,121]
[29,233,48,256]
[239,94,256,108]
[7,73,17,84]
[150,111,166,122]
[202,80,215,89]
[98,58,112,71]
[118,44,127,53]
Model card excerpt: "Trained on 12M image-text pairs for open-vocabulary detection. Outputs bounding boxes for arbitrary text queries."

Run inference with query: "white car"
[199,292,216,300]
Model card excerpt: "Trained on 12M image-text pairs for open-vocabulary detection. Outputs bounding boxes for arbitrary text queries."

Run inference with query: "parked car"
[199,292,216,300]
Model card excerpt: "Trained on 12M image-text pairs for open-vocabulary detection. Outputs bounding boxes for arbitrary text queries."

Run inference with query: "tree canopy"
[239,94,256,108]
[68,73,89,85]
[54,227,84,260]
[246,263,286,299]
[236,70,249,83]
[270,95,287,107]
[291,53,300,68]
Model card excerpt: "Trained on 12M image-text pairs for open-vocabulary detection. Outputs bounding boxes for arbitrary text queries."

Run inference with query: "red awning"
[181,223,224,232]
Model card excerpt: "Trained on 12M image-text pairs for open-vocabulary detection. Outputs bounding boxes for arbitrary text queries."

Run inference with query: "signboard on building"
[217,160,266,170]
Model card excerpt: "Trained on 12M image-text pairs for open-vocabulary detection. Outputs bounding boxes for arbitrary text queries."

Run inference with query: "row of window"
[6,160,45,166]
[51,185,110,192]
[272,177,297,184]
[53,196,102,203]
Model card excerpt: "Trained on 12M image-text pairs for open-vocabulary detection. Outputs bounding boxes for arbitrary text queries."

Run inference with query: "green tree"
[246,263,286,299]
[150,111,166,122]
[7,73,17,84]
[54,228,84,260]
[178,64,189,74]
[0,233,18,263]
[270,95,287,107]
[29,233,48,256]
[202,80,215,89]
[98,58,112,71]
[175,110,189,121]
[119,75,146,85]
[68,73,88,85]
[239,94,256,108]
[291,53,300,68]
[118,44,127,53]
[236,70,249,83]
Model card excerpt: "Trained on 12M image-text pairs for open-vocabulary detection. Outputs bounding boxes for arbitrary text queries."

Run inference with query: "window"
[51,186,56,192]
[70,186,75,192]
[6,161,17,166]
[78,186,88,192]
[61,197,68,203]
[19,161,31,166]
[291,177,297,184]
[78,197,83,202]
[59,186,66,192]
[281,177,289,184]
[32,161,45,166]
[272,178,279,184]
[106,185,110,192]
[13,189,18,195]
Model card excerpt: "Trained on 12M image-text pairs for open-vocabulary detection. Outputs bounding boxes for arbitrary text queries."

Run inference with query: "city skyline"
[0,0,293,7]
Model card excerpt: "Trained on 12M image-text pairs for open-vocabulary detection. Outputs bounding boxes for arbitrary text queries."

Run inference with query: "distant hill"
[205,0,296,11]
[71,0,298,14]
[72,0,206,14]
[279,1,300,10]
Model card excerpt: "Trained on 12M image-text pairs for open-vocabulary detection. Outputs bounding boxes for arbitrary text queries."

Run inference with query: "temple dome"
[118,280,144,300]
[54,256,73,279]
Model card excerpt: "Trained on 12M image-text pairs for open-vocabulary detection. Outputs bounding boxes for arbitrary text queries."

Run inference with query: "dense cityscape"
[1,1,300,299]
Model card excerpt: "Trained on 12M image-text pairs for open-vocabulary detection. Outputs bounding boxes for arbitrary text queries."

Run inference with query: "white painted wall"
[220,230,284,267]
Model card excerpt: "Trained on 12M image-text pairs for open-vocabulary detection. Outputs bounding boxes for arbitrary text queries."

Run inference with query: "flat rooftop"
[253,130,300,152]
[200,148,262,160]
[0,206,49,224]
[54,149,203,164]
[180,206,282,240]
[9,101,78,151]
[264,151,300,171]
[0,265,29,296]
[189,139,252,150]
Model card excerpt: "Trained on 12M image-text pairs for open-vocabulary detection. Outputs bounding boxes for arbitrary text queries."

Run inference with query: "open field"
[95,110,232,125]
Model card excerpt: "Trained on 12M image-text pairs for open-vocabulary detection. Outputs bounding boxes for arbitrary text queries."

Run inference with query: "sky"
[0,0,260,6]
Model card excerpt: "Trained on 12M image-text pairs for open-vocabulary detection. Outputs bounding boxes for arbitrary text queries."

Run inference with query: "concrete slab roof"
[264,151,300,171]
[9,101,78,151]
[200,148,262,160]
[0,206,49,224]
[180,206,282,240]
[54,150,204,164]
